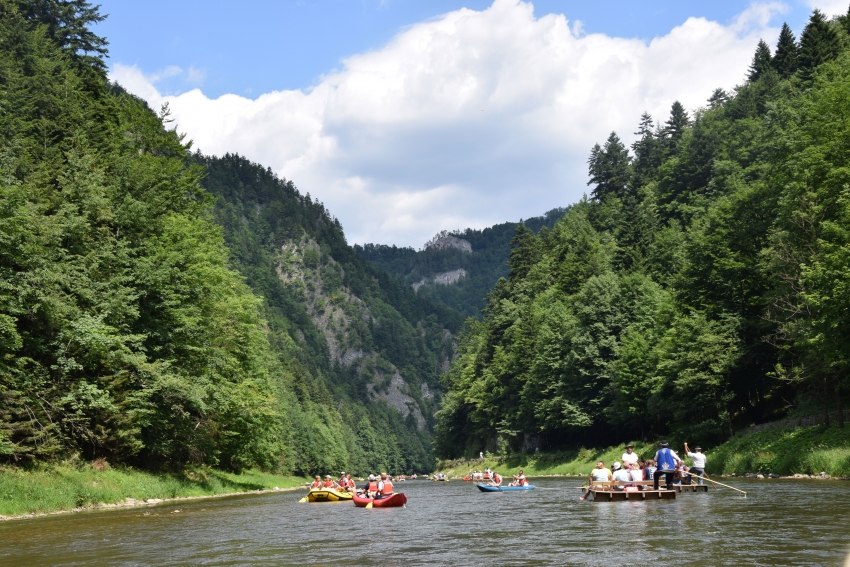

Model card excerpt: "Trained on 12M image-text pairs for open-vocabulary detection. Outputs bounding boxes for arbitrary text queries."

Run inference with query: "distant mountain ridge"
[356,208,568,318]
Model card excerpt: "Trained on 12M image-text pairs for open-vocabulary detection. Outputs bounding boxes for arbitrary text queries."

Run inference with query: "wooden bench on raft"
[587,481,676,501]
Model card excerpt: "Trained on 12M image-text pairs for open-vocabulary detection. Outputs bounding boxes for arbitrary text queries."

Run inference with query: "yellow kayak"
[305,488,354,502]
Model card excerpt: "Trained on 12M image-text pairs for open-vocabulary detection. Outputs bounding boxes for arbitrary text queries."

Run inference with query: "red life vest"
[310,480,322,489]
[380,480,394,495]
[322,479,334,488]
[368,481,378,493]
[347,478,356,489]
[493,473,501,483]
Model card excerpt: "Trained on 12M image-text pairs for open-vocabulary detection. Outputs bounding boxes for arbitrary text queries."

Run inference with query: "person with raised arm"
[684,442,707,485]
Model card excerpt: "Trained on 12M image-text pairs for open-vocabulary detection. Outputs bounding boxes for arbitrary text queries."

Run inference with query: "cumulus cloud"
[805,0,849,15]
[110,0,783,247]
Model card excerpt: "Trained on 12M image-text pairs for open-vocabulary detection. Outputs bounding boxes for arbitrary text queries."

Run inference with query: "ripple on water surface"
[0,478,849,566]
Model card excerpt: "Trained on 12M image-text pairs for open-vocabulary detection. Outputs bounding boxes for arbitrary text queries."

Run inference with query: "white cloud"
[805,0,848,16]
[110,0,783,248]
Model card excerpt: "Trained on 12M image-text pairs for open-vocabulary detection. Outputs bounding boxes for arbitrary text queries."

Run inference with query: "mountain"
[356,208,567,318]
[196,153,464,473]
[436,12,850,458]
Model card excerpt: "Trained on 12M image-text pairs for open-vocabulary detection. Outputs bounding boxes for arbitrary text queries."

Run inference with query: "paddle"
[365,502,373,509]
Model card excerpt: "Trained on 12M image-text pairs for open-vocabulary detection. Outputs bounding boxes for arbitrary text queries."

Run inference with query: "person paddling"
[376,472,394,499]
[684,442,707,485]
[488,471,502,486]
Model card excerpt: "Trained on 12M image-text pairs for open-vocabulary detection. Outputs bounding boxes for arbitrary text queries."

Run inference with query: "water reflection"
[0,478,848,566]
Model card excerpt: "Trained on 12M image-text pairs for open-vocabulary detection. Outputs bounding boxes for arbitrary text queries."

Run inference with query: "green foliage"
[436,16,850,458]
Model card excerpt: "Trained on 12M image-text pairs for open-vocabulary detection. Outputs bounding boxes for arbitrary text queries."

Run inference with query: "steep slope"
[196,153,464,472]
[356,208,567,318]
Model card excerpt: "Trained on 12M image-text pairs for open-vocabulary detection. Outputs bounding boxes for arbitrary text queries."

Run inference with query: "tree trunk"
[836,386,845,429]
[823,379,831,427]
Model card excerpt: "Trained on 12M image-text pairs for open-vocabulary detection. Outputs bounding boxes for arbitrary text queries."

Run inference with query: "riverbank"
[435,422,850,479]
[0,464,309,520]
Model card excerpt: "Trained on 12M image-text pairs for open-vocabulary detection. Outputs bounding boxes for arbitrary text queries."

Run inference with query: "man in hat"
[653,441,680,491]
[684,442,707,485]
[621,444,639,467]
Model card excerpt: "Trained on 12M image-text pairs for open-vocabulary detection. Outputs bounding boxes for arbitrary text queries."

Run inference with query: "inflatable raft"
[305,488,354,502]
[353,493,407,508]
[476,483,535,492]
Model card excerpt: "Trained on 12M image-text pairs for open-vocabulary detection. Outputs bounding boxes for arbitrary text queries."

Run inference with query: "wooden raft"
[588,481,676,501]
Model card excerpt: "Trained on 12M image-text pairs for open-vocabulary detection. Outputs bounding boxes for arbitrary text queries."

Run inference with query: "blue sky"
[105,1,847,247]
[98,0,823,99]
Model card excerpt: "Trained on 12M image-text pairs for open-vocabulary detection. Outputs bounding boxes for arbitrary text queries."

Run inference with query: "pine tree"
[631,112,660,189]
[798,9,841,83]
[772,23,798,79]
[587,132,631,201]
[16,0,108,74]
[707,88,730,109]
[748,39,773,82]
[662,101,689,155]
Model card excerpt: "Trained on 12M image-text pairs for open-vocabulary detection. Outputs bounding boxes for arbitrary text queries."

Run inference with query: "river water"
[1,478,849,566]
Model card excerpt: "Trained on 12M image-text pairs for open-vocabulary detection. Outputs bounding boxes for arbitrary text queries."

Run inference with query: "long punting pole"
[683,471,746,497]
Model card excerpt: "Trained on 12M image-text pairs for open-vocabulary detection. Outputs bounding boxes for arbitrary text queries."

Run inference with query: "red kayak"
[353,493,407,508]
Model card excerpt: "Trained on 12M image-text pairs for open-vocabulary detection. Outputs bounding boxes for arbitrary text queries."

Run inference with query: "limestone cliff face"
[276,234,450,430]
[425,234,472,254]
[412,268,467,292]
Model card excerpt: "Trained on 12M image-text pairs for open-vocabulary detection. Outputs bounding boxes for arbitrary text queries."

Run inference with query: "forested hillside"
[0,0,455,475]
[436,9,850,458]
[356,208,566,318]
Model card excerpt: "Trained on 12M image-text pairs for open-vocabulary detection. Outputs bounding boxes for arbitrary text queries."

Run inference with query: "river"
[1,478,848,566]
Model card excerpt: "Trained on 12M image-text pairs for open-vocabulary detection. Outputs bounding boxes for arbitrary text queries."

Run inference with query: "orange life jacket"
[368,481,378,493]
[347,478,356,489]
[322,479,334,488]
[310,480,322,489]
[380,480,394,495]
[493,473,501,483]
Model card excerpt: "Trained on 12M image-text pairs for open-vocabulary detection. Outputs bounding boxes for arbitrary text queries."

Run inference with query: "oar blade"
[365,502,373,509]
[298,497,307,503]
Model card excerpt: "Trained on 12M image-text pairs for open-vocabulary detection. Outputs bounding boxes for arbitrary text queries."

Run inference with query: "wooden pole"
[683,470,718,490]
[683,471,746,496]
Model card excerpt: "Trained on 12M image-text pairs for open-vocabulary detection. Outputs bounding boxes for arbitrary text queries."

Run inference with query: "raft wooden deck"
[676,484,709,493]
[589,488,676,501]
[587,481,678,502]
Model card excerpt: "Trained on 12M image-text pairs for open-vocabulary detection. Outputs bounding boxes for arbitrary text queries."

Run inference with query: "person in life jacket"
[345,474,357,491]
[338,471,347,488]
[489,471,502,486]
[310,475,322,489]
[322,475,335,488]
[365,474,378,498]
[376,472,394,499]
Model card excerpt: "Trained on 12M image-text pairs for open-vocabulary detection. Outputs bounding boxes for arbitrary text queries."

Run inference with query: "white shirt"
[613,469,631,482]
[622,451,639,465]
[687,451,707,468]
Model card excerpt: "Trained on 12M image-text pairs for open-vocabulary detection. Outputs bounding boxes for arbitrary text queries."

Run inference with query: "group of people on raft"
[309,471,397,499]
[483,469,529,487]
[580,441,707,500]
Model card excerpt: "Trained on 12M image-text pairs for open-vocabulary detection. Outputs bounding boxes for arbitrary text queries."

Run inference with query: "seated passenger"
[310,475,322,489]
[322,475,335,488]
[376,472,394,499]
[611,462,631,489]
[580,461,612,501]
[628,463,643,489]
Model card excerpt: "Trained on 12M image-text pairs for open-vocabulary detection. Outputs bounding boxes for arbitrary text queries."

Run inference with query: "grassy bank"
[0,464,309,517]
[435,423,850,479]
